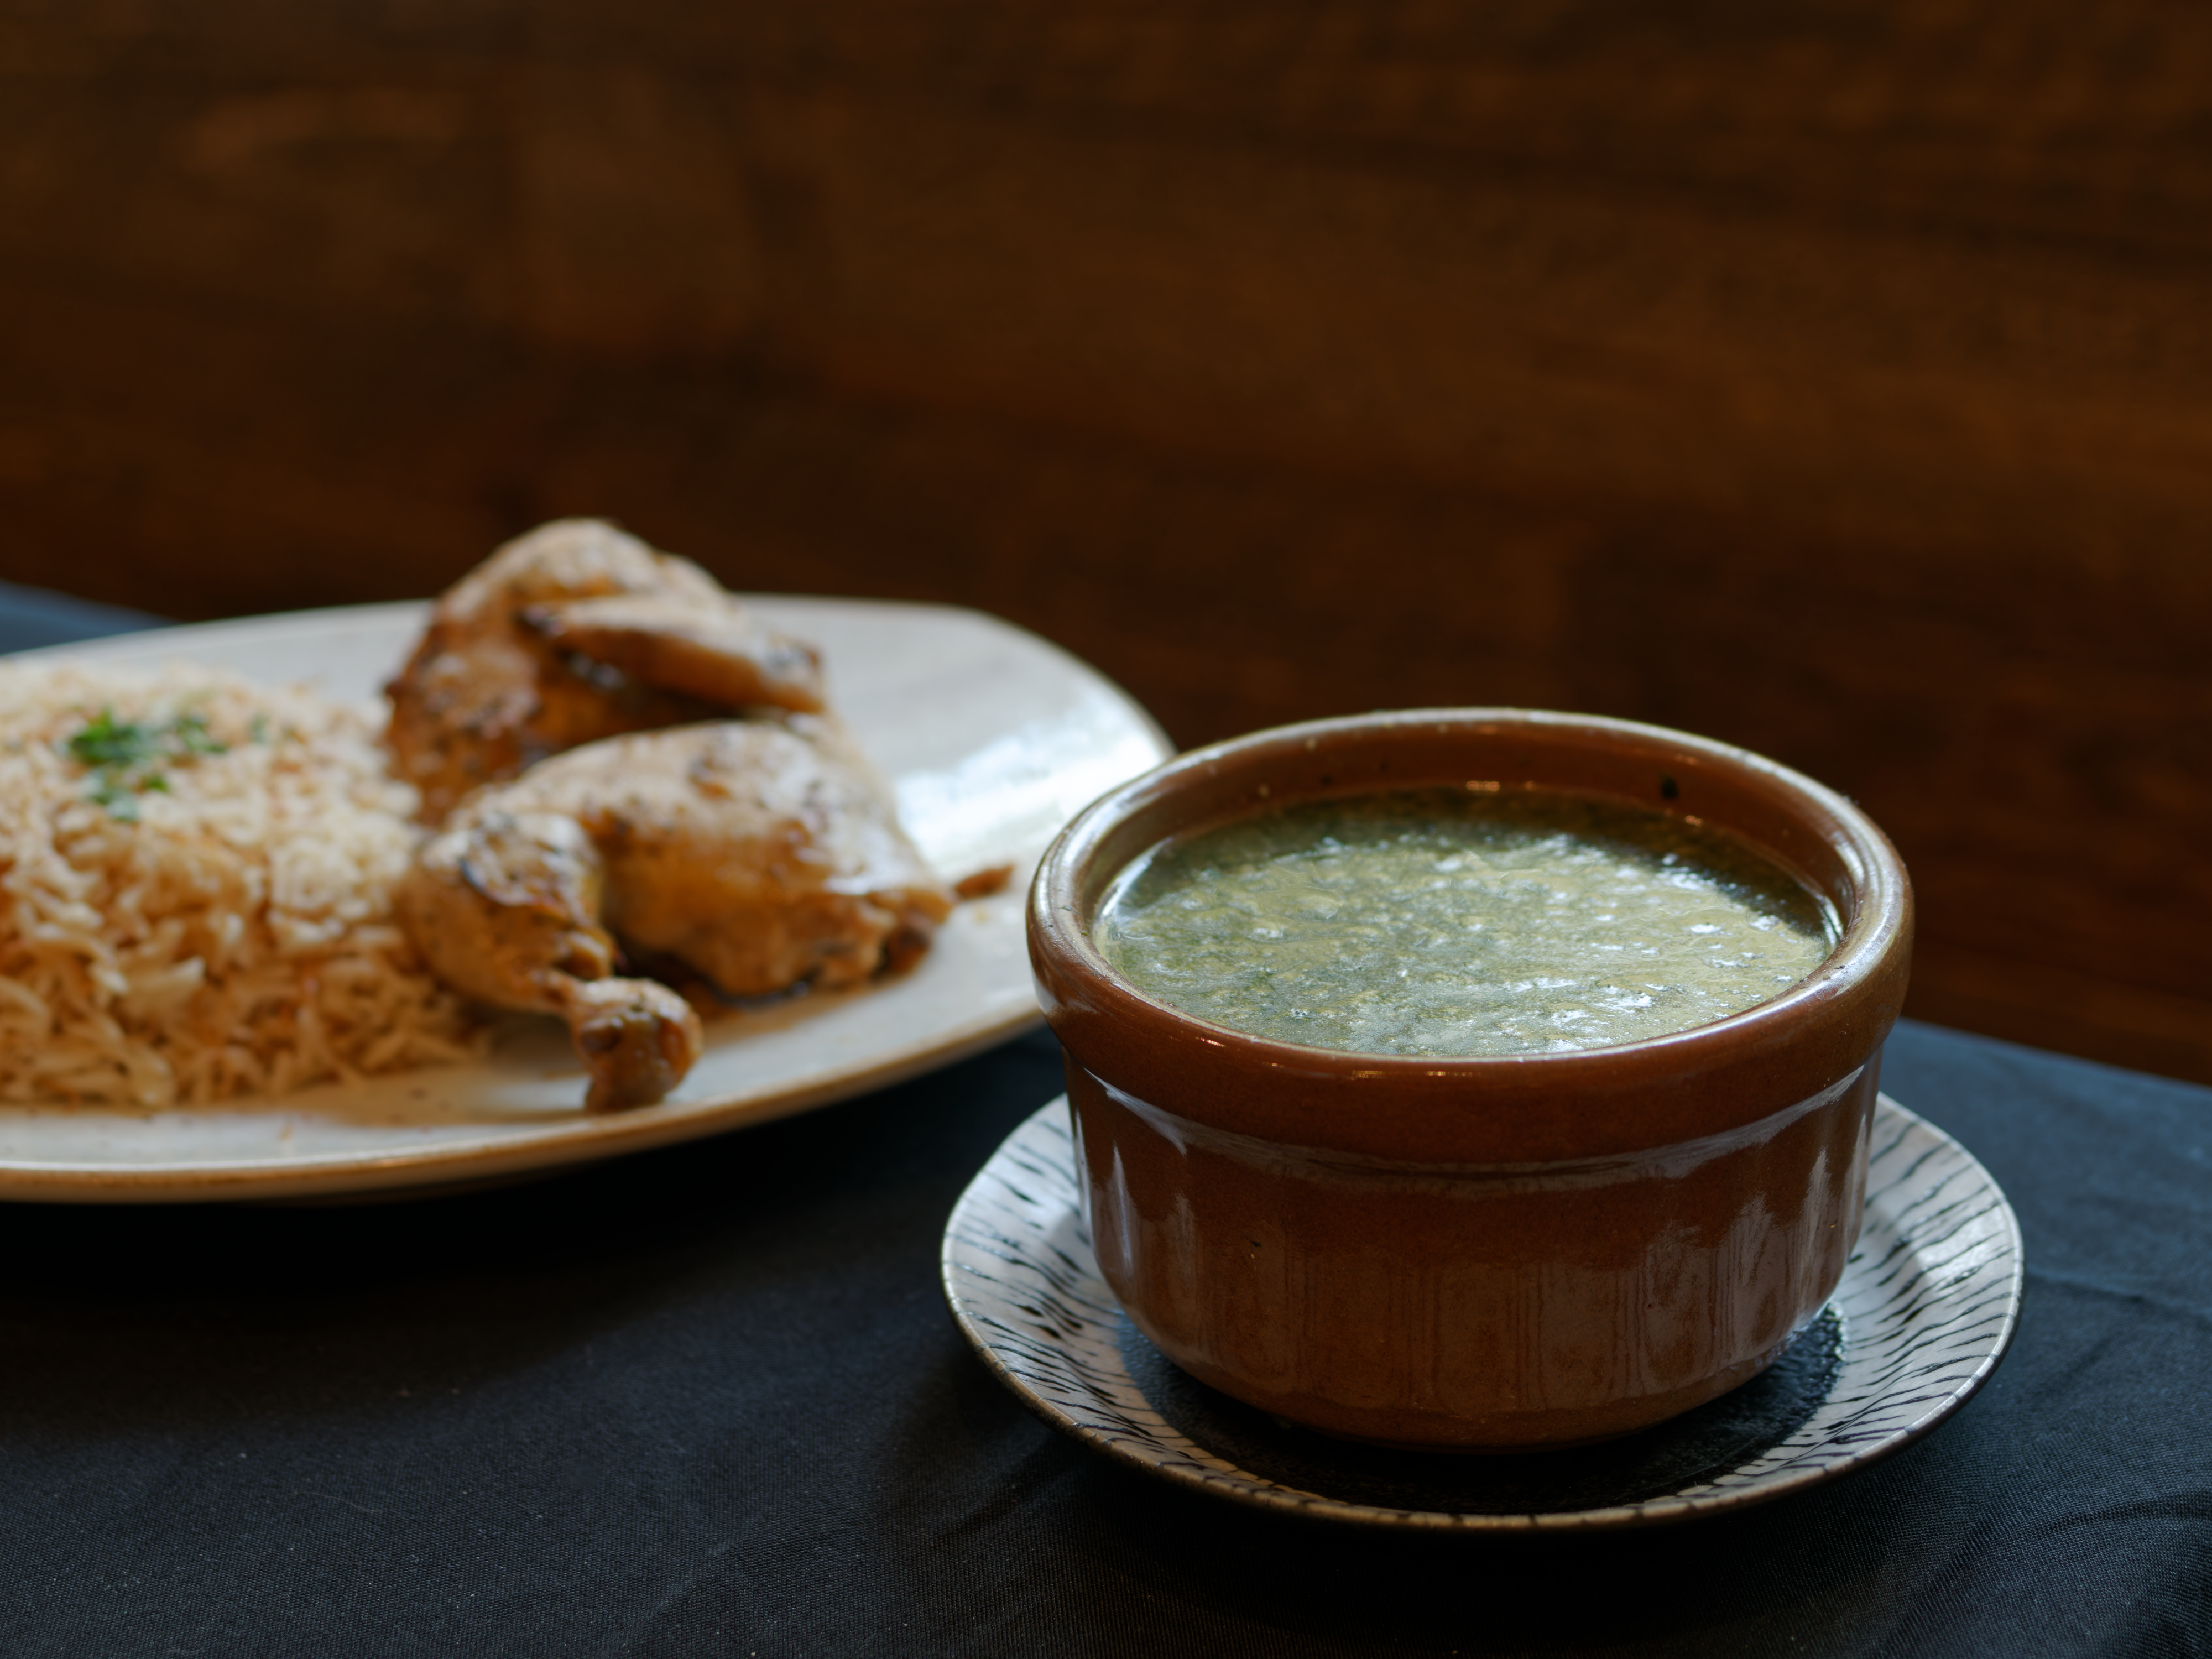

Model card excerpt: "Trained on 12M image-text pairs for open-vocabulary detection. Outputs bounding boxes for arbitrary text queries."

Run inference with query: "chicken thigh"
[387,519,826,822]
[397,717,955,1110]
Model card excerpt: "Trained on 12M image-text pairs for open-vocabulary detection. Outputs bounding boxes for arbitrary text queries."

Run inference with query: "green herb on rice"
[64,708,230,820]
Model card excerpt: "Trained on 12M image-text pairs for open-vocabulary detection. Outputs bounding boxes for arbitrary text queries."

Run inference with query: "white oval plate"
[1,601,1170,1202]
[942,1093,2023,1530]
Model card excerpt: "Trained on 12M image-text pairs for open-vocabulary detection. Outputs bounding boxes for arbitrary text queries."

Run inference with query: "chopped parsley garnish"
[64,708,229,819]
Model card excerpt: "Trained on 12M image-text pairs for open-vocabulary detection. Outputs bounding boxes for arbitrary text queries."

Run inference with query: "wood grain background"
[3,1,2206,1079]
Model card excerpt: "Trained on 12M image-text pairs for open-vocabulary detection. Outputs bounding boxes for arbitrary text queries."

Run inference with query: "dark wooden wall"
[3,1,2208,1080]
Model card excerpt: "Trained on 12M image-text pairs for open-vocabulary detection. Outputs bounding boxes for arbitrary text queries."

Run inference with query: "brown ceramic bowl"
[1027,709,1913,1451]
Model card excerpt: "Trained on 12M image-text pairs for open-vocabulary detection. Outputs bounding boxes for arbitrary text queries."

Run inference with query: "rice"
[0,660,485,1107]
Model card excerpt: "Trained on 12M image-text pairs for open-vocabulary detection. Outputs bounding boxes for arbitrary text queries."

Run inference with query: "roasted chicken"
[386,519,826,822]
[397,718,956,1111]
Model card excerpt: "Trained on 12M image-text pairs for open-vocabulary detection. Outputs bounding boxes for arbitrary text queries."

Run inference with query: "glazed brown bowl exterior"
[1028,709,1913,1451]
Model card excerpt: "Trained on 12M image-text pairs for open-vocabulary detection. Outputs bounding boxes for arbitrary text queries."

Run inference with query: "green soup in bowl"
[1094,786,1835,1060]
[1028,709,1913,1450]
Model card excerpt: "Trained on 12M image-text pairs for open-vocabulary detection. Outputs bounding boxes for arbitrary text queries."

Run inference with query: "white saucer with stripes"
[941,1093,2022,1531]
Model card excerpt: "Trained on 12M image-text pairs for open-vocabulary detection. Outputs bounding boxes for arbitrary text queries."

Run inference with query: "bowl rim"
[1027,708,1914,1161]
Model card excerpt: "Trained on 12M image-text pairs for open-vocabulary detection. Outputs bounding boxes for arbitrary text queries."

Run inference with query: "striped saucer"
[941,1094,2022,1531]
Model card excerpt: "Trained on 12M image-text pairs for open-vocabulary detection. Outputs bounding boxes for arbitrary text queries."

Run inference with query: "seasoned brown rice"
[0,660,484,1106]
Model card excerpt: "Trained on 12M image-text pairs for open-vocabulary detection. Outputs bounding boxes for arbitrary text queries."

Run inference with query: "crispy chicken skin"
[385,519,826,822]
[397,718,956,1110]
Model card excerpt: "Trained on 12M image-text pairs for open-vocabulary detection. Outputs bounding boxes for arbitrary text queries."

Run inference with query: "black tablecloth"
[3,1024,2207,1657]
[0,577,158,655]
[2,598,2208,1656]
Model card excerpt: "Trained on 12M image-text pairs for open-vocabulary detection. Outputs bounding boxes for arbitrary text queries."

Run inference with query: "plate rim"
[0,597,1173,1203]
[941,1091,2025,1531]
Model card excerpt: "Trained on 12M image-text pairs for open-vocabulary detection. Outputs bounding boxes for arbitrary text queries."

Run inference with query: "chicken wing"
[396,718,954,1110]
[386,519,826,822]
